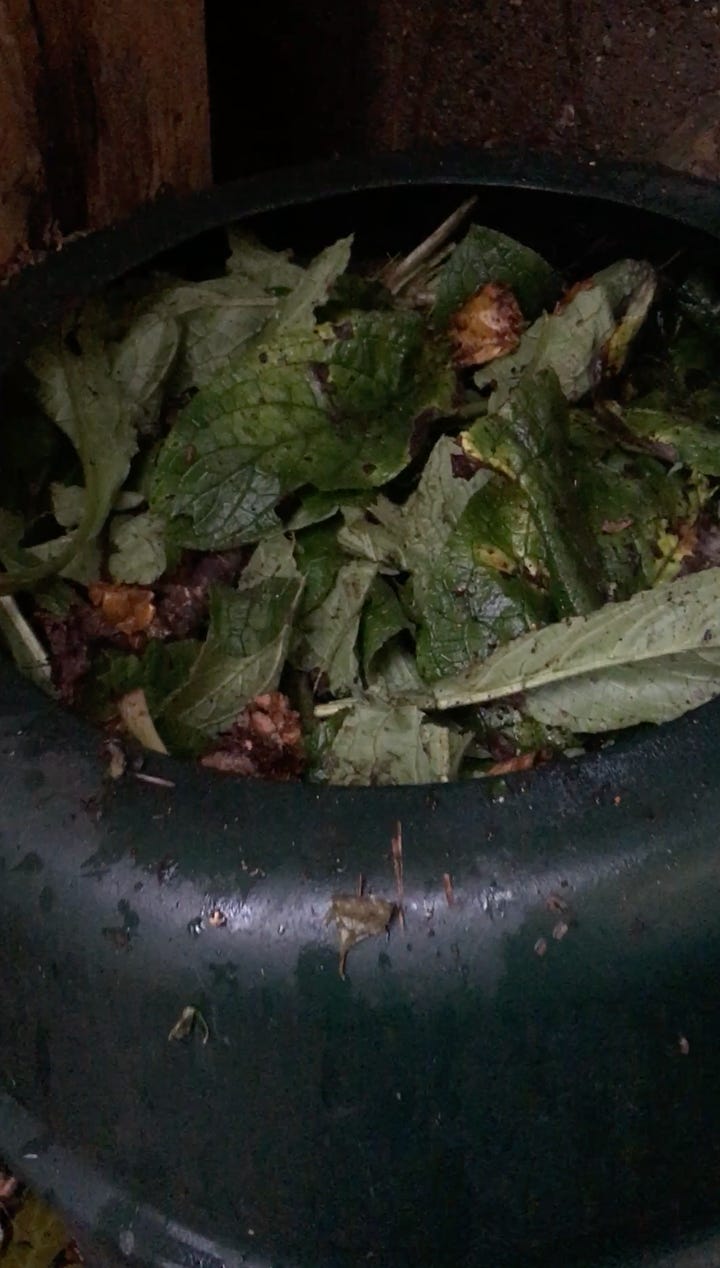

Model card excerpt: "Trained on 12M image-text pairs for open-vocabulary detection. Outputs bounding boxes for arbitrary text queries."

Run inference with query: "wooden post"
[0,0,210,276]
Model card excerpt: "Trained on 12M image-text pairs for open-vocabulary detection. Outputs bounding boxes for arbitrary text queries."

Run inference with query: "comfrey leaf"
[621,405,720,477]
[414,568,720,733]
[462,370,604,615]
[151,236,351,392]
[361,578,413,675]
[292,560,377,693]
[5,300,177,593]
[160,572,303,738]
[476,259,656,407]
[414,490,551,682]
[337,435,491,571]
[109,512,167,585]
[151,310,455,550]
[433,224,558,327]
[320,701,471,786]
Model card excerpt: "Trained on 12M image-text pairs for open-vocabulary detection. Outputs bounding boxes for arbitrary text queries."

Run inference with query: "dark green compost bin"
[3,152,720,1268]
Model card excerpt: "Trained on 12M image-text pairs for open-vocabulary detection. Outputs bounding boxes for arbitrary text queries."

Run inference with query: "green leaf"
[294,522,348,617]
[432,224,558,327]
[361,578,413,674]
[677,270,720,342]
[241,533,298,585]
[160,447,282,550]
[160,573,303,737]
[274,237,353,332]
[50,483,87,530]
[337,435,492,570]
[462,371,604,615]
[109,512,167,585]
[29,532,102,586]
[571,446,695,597]
[476,259,656,407]
[621,405,720,476]
[284,489,370,532]
[414,490,551,682]
[151,311,455,550]
[110,310,179,434]
[90,639,200,718]
[320,701,471,786]
[291,560,377,693]
[416,569,720,733]
[6,299,176,593]
[148,236,351,394]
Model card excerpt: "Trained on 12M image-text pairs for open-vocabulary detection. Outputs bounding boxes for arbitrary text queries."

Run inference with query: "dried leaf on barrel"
[325,893,396,978]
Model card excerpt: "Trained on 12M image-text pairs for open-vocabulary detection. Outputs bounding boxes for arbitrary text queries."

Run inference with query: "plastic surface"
[2,153,720,1267]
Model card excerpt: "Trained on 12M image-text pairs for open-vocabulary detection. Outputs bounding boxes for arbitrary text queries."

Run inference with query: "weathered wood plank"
[0,0,210,274]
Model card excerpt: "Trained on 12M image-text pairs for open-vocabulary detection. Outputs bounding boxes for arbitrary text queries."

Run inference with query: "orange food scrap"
[88,582,155,635]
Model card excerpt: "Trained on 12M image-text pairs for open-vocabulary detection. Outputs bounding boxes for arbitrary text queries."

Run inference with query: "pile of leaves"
[3,205,720,786]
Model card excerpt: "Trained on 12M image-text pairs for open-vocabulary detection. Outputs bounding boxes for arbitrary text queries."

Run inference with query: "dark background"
[206,0,720,181]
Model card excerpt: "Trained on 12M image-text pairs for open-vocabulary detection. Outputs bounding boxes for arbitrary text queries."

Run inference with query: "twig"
[131,770,175,789]
[442,872,455,906]
[391,820,405,929]
[381,197,477,295]
[0,595,55,695]
[314,698,356,719]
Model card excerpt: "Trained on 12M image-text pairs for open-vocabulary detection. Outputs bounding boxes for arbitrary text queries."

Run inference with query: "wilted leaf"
[151,311,455,550]
[416,568,720,732]
[160,572,303,738]
[90,639,200,717]
[109,512,167,585]
[476,259,656,407]
[292,560,377,693]
[150,236,350,392]
[10,299,178,592]
[462,371,604,615]
[168,1005,209,1044]
[432,224,558,327]
[621,405,720,476]
[361,578,413,675]
[325,893,396,978]
[117,687,168,754]
[414,489,551,681]
[321,700,471,785]
[449,282,524,367]
[337,435,492,571]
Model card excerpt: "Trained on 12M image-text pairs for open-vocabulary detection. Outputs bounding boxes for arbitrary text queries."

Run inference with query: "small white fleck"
[119,1228,135,1256]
